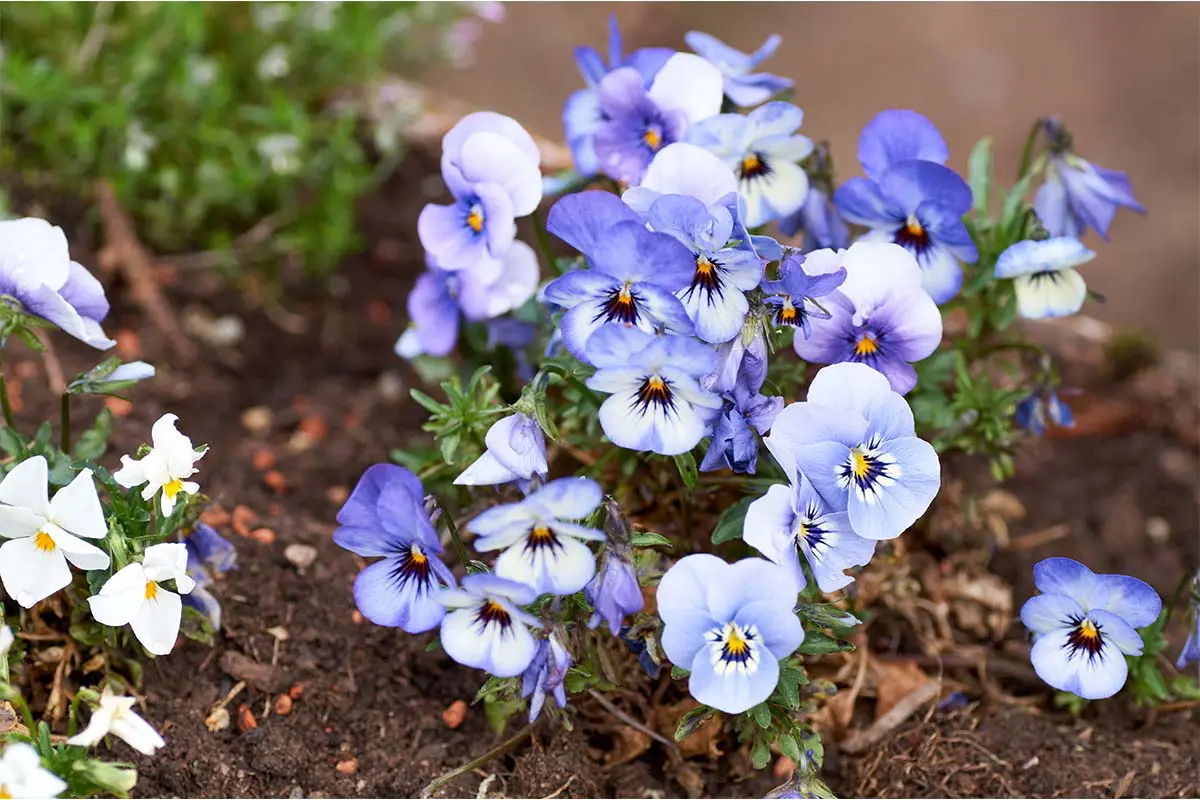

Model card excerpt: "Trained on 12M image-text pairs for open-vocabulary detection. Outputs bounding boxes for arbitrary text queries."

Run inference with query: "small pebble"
[335,758,358,776]
[264,470,289,493]
[241,406,273,434]
[326,486,349,506]
[351,611,364,625]
[205,707,230,733]
[1146,516,1171,544]
[253,449,277,471]
[284,544,318,571]
[237,704,257,733]
[288,683,307,700]
[274,694,294,716]
[250,527,276,545]
[441,700,467,730]
[1022,756,1039,770]
[232,505,259,537]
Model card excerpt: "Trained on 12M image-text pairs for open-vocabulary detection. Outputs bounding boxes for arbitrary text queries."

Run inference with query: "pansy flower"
[469,477,604,596]
[0,742,66,799]
[586,498,644,634]
[543,191,695,360]
[744,476,876,592]
[647,194,764,343]
[834,110,977,303]
[593,53,724,184]
[622,141,740,216]
[522,632,572,722]
[685,31,792,108]
[89,543,195,656]
[1015,385,1075,436]
[761,250,846,339]
[455,412,548,487]
[994,237,1096,319]
[438,573,542,678]
[705,313,769,396]
[0,456,110,608]
[658,554,805,713]
[1035,117,1144,241]
[765,362,940,541]
[585,325,721,456]
[564,14,673,175]
[113,413,205,518]
[181,522,236,630]
[698,367,782,475]
[66,693,166,755]
[1177,572,1200,671]
[792,243,942,395]
[334,464,454,633]
[1021,557,1161,699]
[0,218,116,350]
[687,102,813,228]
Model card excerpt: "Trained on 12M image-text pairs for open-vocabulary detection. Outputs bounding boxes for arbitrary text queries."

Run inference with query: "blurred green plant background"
[0,1,478,280]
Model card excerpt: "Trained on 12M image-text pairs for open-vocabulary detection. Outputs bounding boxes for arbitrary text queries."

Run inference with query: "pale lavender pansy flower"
[994,237,1096,319]
[792,243,942,395]
[0,218,115,349]
[685,31,792,108]
[469,477,604,596]
[648,194,764,343]
[542,191,695,361]
[621,142,740,215]
[584,325,721,456]
[455,412,548,487]
[698,381,782,475]
[522,632,572,722]
[1021,557,1161,699]
[687,102,813,227]
[704,313,768,396]
[333,465,454,633]
[765,362,940,541]
[658,554,804,714]
[1035,118,1144,241]
[586,498,644,634]
[835,110,977,303]
[593,53,724,184]
[761,250,846,339]
[438,573,541,678]
[744,476,876,592]
[440,111,542,217]
[564,14,673,175]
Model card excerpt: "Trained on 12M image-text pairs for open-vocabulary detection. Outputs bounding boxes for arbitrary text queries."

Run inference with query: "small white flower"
[0,742,66,798]
[257,45,290,80]
[88,543,194,656]
[122,122,156,172]
[188,57,218,88]
[0,456,110,608]
[256,134,301,176]
[252,3,289,32]
[67,694,166,755]
[113,414,204,517]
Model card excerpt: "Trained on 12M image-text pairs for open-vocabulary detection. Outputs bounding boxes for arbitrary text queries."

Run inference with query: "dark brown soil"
[12,151,1198,799]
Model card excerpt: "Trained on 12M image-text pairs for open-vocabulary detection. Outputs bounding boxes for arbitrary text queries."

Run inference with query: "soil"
[8,150,1198,799]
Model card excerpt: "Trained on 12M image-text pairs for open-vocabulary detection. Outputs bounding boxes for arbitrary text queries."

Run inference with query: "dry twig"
[840,678,942,754]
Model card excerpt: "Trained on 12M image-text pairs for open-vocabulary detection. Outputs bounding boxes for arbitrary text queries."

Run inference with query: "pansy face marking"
[633,373,675,416]
[682,254,727,307]
[465,202,485,234]
[595,282,642,325]
[476,598,514,630]
[643,124,663,152]
[1064,615,1104,659]
[738,152,771,181]
[837,437,899,503]
[707,621,761,676]
[893,215,929,252]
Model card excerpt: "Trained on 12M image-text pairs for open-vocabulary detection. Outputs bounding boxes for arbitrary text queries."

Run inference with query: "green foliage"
[0,2,467,280]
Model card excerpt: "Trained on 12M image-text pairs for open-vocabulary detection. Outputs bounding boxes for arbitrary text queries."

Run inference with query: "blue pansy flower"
[778,143,851,253]
[1021,557,1161,699]
[647,194,764,343]
[438,573,541,678]
[586,498,644,634]
[468,477,604,596]
[834,110,977,303]
[684,31,792,108]
[543,191,695,361]
[793,243,942,395]
[1177,572,1200,671]
[744,476,876,592]
[761,250,846,339]
[593,54,724,184]
[455,412,548,487]
[1035,118,1144,241]
[1015,385,1075,436]
[705,313,769,396]
[765,362,941,541]
[584,325,722,456]
[182,523,237,630]
[564,14,674,176]
[994,237,1096,319]
[522,632,572,722]
[698,386,782,475]
[687,102,814,228]
[658,554,805,714]
[333,464,455,633]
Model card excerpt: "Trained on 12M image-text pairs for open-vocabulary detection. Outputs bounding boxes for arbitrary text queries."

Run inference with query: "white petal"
[1014,269,1087,319]
[0,537,71,608]
[52,530,110,571]
[88,564,148,625]
[0,505,46,539]
[130,589,182,656]
[108,707,166,755]
[48,468,107,539]
[142,542,188,582]
[652,400,707,456]
[740,159,809,228]
[0,457,50,516]
[454,451,519,486]
[440,606,537,678]
[66,699,124,747]
[494,535,596,596]
[647,53,724,126]
[112,455,149,489]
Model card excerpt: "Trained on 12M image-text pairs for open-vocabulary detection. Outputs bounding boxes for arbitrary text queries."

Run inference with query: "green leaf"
[483,695,525,737]
[968,136,994,216]
[751,702,771,729]
[0,427,25,457]
[409,389,444,415]
[750,734,771,769]
[711,494,756,545]
[179,605,214,646]
[424,637,442,652]
[796,603,861,631]
[674,704,716,742]
[438,431,459,464]
[779,732,802,763]
[670,664,691,680]
[797,631,855,656]
[1000,171,1037,237]
[532,388,559,440]
[776,664,808,709]
[631,531,672,549]
[68,622,105,648]
[673,452,698,490]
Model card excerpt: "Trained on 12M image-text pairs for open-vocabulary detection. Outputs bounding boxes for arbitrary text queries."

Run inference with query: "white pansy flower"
[0,456,110,608]
[113,414,204,517]
[88,543,194,656]
[67,694,166,755]
[0,742,66,798]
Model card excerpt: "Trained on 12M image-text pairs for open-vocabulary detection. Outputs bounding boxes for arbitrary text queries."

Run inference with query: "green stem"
[531,208,560,276]
[0,355,16,430]
[437,501,471,568]
[1161,571,1196,630]
[419,723,536,799]
[1016,117,1044,182]
[60,394,71,455]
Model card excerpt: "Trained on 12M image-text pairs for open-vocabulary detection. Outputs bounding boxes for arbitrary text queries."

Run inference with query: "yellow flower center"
[849,448,872,479]
[163,479,184,499]
[144,581,159,601]
[741,153,761,174]
[410,543,427,564]
[797,521,809,540]
[466,206,484,233]
[724,627,749,657]
[854,333,879,356]
[695,255,715,276]
[643,127,662,151]
[905,216,925,238]
[0,786,12,798]
[1077,618,1099,642]
[34,530,56,552]
[530,525,555,545]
